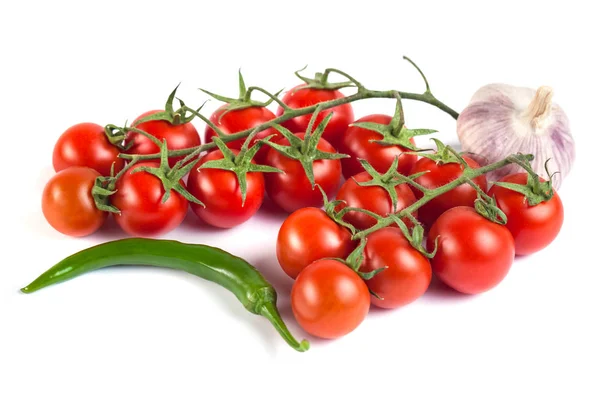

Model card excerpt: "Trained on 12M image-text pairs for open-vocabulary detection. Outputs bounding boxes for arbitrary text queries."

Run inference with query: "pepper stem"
[524,86,554,129]
[258,302,310,352]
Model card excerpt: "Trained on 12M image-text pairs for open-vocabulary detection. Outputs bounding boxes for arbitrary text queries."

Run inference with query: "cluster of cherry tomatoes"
[42,80,565,341]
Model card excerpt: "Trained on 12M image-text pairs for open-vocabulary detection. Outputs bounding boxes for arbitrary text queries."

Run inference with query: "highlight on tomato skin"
[488,173,564,256]
[291,259,370,339]
[204,105,280,164]
[264,133,342,213]
[187,149,266,229]
[125,110,201,167]
[335,171,418,230]
[276,207,355,279]
[42,166,107,237]
[361,227,432,309]
[52,122,125,177]
[111,162,189,237]
[276,85,354,149]
[409,155,487,228]
[426,206,515,295]
[338,114,417,179]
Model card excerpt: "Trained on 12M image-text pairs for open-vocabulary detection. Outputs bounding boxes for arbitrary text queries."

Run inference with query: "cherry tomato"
[42,167,107,237]
[276,85,354,148]
[53,122,124,176]
[291,259,370,339]
[409,156,487,227]
[111,162,188,236]
[264,133,342,213]
[361,228,432,308]
[125,111,201,167]
[277,207,355,279]
[427,207,515,294]
[335,171,418,230]
[204,105,279,164]
[187,149,265,228]
[338,114,417,179]
[488,173,564,256]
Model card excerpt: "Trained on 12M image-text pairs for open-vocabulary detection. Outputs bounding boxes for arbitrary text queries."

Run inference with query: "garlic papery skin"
[457,84,575,189]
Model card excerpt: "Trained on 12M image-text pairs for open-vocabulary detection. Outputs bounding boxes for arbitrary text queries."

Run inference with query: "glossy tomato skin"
[187,150,265,228]
[488,173,564,256]
[277,208,355,279]
[276,85,354,149]
[126,110,201,167]
[264,133,342,213]
[291,259,370,339]
[53,122,124,176]
[111,162,188,236]
[204,105,279,164]
[361,228,432,308]
[335,171,418,230]
[42,167,107,237]
[427,207,515,294]
[338,114,417,179]
[410,156,487,227]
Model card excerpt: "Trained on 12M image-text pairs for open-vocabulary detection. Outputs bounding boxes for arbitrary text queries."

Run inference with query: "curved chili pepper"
[21,238,309,352]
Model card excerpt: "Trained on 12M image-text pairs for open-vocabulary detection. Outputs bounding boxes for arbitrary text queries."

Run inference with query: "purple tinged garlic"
[457,84,575,189]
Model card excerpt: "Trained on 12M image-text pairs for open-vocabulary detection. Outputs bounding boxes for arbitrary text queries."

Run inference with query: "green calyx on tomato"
[417,137,471,165]
[315,185,357,235]
[342,238,387,282]
[293,66,359,91]
[389,214,438,259]
[473,194,508,225]
[102,124,129,151]
[491,158,557,206]
[132,84,197,127]
[351,157,423,214]
[262,106,349,187]
[350,93,437,151]
[93,136,203,214]
[330,238,388,300]
[199,132,282,205]
[200,69,283,120]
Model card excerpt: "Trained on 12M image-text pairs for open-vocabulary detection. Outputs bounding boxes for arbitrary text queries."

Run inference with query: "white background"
[1,1,599,399]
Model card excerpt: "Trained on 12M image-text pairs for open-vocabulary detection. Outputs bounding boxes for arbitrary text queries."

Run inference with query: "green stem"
[322,68,364,88]
[119,88,459,161]
[354,155,524,239]
[259,302,310,352]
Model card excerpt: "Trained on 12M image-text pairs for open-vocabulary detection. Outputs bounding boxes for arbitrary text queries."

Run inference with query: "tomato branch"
[119,87,458,161]
[352,154,534,239]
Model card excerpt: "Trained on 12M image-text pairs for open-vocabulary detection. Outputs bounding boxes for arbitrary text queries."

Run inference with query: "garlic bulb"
[457,84,575,189]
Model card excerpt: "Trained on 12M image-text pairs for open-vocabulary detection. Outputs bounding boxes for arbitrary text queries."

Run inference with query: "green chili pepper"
[21,238,309,352]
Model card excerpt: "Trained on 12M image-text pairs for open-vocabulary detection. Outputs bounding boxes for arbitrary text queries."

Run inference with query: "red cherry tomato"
[125,110,201,167]
[338,114,417,179]
[276,85,354,149]
[361,228,432,308]
[291,259,370,339]
[111,162,188,236]
[335,171,418,230]
[42,167,107,237]
[187,149,265,228]
[204,105,279,164]
[427,207,515,294]
[409,156,487,227]
[53,122,124,176]
[277,207,355,279]
[264,133,342,213]
[488,173,564,256]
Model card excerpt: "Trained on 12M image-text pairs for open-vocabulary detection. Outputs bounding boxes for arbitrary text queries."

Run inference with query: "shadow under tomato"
[257,196,291,222]
[177,208,236,233]
[421,275,473,303]
[247,253,294,295]
[94,214,128,241]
